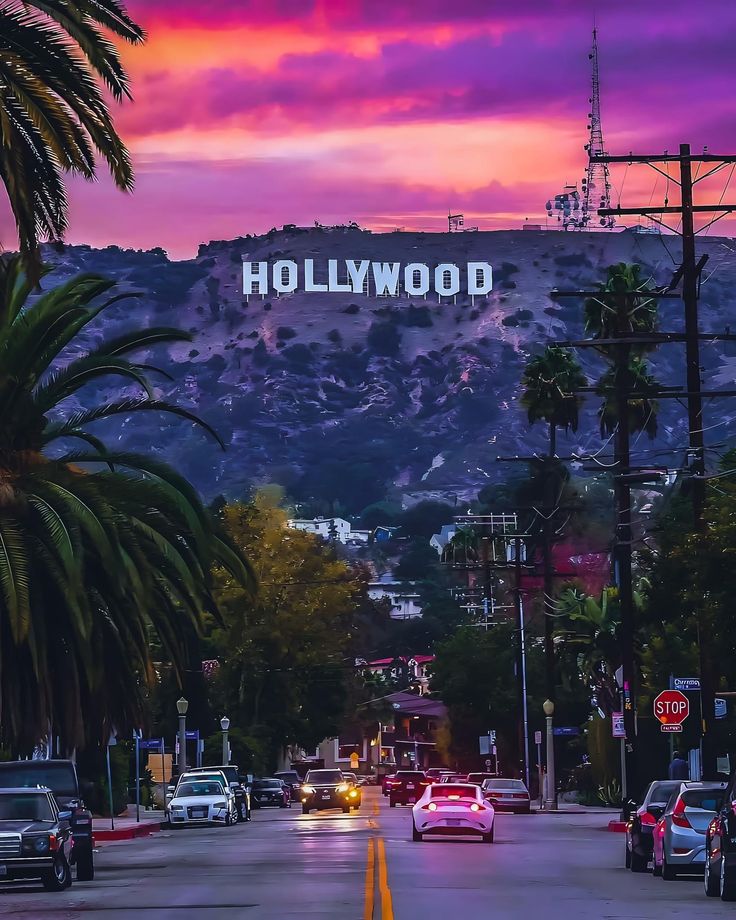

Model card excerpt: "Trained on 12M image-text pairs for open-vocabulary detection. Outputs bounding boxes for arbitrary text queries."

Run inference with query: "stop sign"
[653,690,690,725]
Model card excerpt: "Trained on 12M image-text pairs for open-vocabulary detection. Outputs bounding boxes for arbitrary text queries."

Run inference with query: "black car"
[705,768,736,900]
[0,787,74,891]
[251,778,290,808]
[388,771,431,807]
[188,765,251,821]
[626,780,681,872]
[274,771,302,800]
[0,759,94,880]
[300,770,358,814]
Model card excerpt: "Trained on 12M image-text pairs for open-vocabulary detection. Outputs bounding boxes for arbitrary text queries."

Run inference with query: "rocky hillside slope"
[40,227,736,511]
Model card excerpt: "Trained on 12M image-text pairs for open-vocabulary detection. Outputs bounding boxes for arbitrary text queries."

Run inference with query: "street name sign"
[653,689,689,727]
[661,724,683,733]
[553,727,580,737]
[672,677,700,692]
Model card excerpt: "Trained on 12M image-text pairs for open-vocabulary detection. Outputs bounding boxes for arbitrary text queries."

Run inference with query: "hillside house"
[287,517,351,543]
[365,655,434,695]
[368,576,422,619]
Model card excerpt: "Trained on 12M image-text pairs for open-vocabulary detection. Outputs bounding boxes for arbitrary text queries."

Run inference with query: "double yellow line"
[364,836,393,920]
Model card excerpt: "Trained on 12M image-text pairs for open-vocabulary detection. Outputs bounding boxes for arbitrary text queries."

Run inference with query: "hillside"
[40,227,736,511]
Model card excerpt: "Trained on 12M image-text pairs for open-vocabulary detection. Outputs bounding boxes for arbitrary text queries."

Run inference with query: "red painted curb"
[94,822,163,842]
[608,820,627,833]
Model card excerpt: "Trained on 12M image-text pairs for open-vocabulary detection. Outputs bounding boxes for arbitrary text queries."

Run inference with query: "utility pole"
[595,145,736,778]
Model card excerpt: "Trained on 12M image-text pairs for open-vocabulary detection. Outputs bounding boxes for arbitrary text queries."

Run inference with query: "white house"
[287,517,351,543]
[368,576,422,619]
[429,524,457,557]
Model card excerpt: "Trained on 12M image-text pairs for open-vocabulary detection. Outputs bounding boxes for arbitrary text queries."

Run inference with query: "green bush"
[276,326,297,340]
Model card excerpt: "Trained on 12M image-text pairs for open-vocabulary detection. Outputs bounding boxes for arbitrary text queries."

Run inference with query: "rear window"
[275,772,299,782]
[681,790,724,811]
[396,772,426,780]
[253,780,281,789]
[431,785,478,799]
[0,762,77,797]
[649,782,681,805]
[305,770,343,784]
[484,779,526,790]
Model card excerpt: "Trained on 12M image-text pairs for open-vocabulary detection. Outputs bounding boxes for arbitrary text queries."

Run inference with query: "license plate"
[0,865,6,877]
[321,794,330,800]
[193,809,207,817]
[406,784,415,790]
[445,820,461,827]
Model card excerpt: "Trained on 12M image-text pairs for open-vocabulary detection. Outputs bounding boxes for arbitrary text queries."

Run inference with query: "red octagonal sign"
[653,690,690,725]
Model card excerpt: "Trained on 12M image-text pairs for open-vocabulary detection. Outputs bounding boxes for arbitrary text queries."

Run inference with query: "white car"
[411,782,495,843]
[167,778,236,827]
[481,778,531,813]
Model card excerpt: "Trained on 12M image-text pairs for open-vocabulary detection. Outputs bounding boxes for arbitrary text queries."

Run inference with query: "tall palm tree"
[521,345,587,455]
[0,255,253,750]
[0,1,144,273]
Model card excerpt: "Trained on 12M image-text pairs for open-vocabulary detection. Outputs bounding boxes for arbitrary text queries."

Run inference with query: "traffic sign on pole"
[653,690,690,726]
[661,724,683,733]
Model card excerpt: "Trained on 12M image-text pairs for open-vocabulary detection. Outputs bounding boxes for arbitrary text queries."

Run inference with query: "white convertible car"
[167,779,235,827]
[411,782,495,843]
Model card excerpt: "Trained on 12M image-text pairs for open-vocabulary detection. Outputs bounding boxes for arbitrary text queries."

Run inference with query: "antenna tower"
[581,28,615,229]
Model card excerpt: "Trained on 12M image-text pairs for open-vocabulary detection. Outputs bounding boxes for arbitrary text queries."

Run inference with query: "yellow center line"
[377,837,394,920]
[364,837,375,920]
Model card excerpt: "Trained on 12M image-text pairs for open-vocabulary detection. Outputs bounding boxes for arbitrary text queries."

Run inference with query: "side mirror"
[165,793,174,802]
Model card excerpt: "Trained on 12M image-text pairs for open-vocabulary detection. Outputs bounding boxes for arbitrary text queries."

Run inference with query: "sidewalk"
[93,809,166,842]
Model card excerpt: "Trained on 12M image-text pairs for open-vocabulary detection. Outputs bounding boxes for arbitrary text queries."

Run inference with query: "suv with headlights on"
[300,770,358,814]
[0,787,74,890]
[0,759,94,880]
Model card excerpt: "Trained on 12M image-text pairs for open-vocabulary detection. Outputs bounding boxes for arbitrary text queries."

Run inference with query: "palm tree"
[0,255,253,750]
[0,1,144,274]
[521,345,587,455]
[597,357,659,438]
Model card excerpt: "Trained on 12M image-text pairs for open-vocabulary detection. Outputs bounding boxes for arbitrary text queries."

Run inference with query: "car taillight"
[49,834,59,852]
[640,811,657,826]
[426,802,438,811]
[672,799,692,829]
[470,803,480,812]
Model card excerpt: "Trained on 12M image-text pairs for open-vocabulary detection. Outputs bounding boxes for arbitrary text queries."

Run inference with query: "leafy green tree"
[521,345,586,455]
[0,256,252,751]
[0,1,145,274]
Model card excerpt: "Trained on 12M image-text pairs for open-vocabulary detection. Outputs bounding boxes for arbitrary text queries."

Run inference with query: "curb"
[94,821,163,842]
[607,820,627,833]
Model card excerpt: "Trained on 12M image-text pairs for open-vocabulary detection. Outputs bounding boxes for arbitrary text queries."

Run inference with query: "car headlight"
[171,804,184,810]
[302,786,315,795]
[214,802,227,809]
[349,790,358,798]
[33,836,51,853]
[337,784,349,793]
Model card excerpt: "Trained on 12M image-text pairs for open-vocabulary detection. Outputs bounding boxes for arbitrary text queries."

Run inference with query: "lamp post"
[220,716,230,765]
[176,697,189,775]
[543,699,557,810]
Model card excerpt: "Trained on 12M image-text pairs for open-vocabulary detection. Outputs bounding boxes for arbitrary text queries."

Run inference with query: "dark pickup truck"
[0,760,94,880]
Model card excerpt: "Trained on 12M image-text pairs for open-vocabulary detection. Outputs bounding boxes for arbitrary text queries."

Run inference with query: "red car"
[382,774,397,797]
[389,771,431,807]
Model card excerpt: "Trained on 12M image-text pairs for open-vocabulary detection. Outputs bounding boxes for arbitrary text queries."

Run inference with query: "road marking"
[377,837,394,920]
[364,837,375,920]
[372,801,380,816]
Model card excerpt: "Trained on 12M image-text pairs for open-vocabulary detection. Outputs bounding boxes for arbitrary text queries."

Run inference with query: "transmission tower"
[581,28,615,229]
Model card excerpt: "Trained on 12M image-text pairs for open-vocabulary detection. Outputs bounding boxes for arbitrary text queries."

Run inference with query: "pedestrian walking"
[668,751,689,780]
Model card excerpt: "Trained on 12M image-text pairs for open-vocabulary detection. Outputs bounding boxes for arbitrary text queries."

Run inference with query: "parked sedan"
[188,765,251,821]
[704,768,736,900]
[0,788,74,891]
[625,780,681,872]
[481,778,531,813]
[252,779,290,808]
[412,783,495,843]
[169,770,239,822]
[653,782,726,880]
[167,779,235,827]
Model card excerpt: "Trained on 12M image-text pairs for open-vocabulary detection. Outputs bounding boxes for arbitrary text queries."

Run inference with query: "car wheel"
[390,800,396,808]
[412,823,423,842]
[662,852,677,881]
[482,830,494,844]
[721,858,736,901]
[75,847,94,882]
[630,848,648,873]
[705,853,719,897]
[625,839,631,869]
[42,853,72,892]
[342,805,350,814]
[302,805,310,815]
[652,857,661,877]
[225,811,232,826]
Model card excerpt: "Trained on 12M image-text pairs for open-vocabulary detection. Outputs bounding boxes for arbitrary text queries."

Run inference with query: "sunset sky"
[5,0,736,258]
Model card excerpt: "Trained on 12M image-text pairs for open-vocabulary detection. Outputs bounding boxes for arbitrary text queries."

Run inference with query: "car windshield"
[431,785,478,799]
[648,781,681,805]
[176,782,223,797]
[483,779,527,790]
[305,770,343,784]
[0,793,54,821]
[275,773,299,783]
[253,780,281,789]
[0,763,77,798]
[681,789,725,811]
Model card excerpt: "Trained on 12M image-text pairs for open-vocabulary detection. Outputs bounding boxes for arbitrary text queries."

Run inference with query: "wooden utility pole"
[595,144,736,778]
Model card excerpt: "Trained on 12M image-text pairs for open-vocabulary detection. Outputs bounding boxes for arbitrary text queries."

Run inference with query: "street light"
[220,716,230,765]
[177,697,189,775]
[543,699,557,810]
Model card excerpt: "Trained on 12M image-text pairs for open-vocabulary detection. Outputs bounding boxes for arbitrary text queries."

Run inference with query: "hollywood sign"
[242,259,493,297]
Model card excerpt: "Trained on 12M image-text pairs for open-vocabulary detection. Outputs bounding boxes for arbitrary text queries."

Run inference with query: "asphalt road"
[1,788,734,918]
